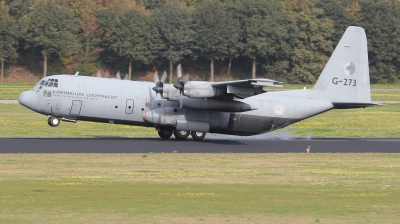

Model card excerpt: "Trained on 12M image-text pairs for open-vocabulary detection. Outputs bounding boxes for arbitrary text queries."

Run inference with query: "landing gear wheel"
[191,132,206,141]
[174,130,190,140]
[48,117,60,127]
[158,129,173,139]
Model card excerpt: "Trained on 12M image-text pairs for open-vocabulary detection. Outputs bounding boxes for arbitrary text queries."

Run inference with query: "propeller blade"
[153,71,159,83]
[183,73,189,83]
[179,98,183,109]
[161,70,167,83]
[152,71,165,94]
[177,64,182,78]
[173,64,186,95]
[116,71,121,80]
[97,70,102,78]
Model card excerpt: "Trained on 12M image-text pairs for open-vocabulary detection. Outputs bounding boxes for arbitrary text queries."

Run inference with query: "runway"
[1,137,399,153]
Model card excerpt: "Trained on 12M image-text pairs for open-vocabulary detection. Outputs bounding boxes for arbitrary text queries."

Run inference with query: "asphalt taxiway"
[0,137,399,153]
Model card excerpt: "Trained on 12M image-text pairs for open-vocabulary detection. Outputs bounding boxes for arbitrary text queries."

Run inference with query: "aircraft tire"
[191,132,206,141]
[48,117,60,127]
[174,130,189,140]
[158,129,173,139]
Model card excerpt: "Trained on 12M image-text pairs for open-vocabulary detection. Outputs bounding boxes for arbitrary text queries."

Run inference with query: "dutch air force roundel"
[344,62,356,75]
[274,104,284,116]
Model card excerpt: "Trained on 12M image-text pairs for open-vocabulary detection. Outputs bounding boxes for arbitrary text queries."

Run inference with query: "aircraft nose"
[18,90,39,111]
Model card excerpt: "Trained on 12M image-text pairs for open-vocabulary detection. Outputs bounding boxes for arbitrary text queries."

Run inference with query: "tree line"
[0,0,399,84]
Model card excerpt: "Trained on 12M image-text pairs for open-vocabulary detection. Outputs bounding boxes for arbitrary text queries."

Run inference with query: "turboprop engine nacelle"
[143,108,210,132]
[183,81,224,98]
[180,98,258,112]
[161,84,181,101]
[143,107,177,126]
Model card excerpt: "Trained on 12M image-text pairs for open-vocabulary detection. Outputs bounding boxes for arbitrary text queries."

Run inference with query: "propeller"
[96,70,102,78]
[152,70,167,95]
[116,71,121,80]
[173,64,189,95]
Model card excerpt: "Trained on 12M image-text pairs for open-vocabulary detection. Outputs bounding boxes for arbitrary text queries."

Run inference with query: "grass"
[0,104,156,137]
[0,153,400,223]
[1,104,399,138]
[1,83,400,100]
[285,104,400,137]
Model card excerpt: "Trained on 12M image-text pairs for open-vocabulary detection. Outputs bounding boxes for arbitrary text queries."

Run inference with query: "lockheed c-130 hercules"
[19,26,376,141]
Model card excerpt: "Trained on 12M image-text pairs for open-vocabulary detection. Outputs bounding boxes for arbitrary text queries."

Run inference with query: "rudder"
[313,26,371,104]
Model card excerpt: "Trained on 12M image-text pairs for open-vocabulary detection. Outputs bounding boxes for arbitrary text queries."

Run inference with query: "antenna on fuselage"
[74,71,79,76]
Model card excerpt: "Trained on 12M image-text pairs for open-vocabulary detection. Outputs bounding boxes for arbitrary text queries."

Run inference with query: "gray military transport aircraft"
[19,26,375,141]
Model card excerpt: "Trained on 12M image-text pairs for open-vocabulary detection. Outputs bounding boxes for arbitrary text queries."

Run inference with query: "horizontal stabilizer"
[332,102,378,109]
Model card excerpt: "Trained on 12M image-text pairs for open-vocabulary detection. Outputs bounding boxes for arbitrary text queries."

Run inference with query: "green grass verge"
[1,154,399,223]
[1,83,400,100]
[1,104,400,137]
[0,104,156,137]
[283,104,400,137]
[274,84,400,89]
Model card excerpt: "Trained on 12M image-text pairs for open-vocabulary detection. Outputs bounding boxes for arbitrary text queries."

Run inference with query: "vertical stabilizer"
[313,26,371,103]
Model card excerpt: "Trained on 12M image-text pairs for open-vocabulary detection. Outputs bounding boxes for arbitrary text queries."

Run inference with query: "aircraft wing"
[207,78,282,99]
[211,78,282,88]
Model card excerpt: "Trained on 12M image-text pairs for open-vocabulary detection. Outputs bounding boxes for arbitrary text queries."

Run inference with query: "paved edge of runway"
[1,137,400,153]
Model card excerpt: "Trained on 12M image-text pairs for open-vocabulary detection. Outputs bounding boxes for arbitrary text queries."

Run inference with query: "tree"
[194,0,240,81]
[0,1,18,83]
[283,0,334,84]
[232,0,291,79]
[316,0,357,47]
[152,2,194,83]
[79,8,102,62]
[97,3,158,80]
[357,0,400,83]
[20,0,80,77]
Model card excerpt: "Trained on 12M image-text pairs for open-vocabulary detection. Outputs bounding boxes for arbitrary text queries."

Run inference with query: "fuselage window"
[48,81,54,87]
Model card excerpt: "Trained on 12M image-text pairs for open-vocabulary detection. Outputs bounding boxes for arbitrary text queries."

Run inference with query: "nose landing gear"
[48,116,60,127]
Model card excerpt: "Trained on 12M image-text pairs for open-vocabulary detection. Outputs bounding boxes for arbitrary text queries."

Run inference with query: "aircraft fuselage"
[20,74,333,136]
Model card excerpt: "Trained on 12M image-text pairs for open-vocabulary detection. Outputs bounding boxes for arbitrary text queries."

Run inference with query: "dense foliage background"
[0,0,399,84]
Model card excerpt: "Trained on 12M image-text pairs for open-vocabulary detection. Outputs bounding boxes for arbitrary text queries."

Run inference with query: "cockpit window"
[38,78,58,89]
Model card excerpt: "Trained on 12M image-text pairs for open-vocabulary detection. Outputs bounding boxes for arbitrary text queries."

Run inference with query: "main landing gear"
[47,116,60,127]
[158,129,206,141]
[158,129,173,139]
[174,130,190,140]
